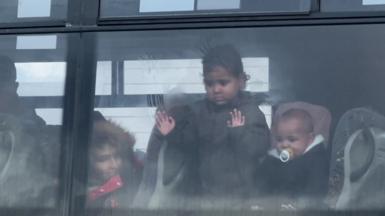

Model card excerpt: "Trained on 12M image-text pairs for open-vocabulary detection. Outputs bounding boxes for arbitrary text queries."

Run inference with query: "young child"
[87,112,142,210]
[258,108,328,209]
[155,44,270,208]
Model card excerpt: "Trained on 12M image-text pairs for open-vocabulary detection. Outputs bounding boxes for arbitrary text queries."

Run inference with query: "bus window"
[0,34,67,210]
[322,0,385,12]
[99,0,312,18]
[0,0,67,24]
[87,23,385,211]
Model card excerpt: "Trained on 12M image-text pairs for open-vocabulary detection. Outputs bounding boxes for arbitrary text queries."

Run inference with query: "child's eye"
[218,80,230,86]
[288,137,297,142]
[95,156,109,162]
[204,79,214,87]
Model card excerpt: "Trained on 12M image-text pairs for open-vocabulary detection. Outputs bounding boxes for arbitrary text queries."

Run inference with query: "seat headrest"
[336,127,385,209]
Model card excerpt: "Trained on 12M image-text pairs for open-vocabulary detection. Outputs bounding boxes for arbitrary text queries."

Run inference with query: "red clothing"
[88,175,123,208]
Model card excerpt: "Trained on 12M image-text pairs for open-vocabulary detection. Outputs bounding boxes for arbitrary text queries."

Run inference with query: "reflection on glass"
[363,0,385,5]
[100,0,311,18]
[197,0,240,10]
[36,108,63,125]
[140,0,194,12]
[322,0,385,12]
[124,58,269,94]
[0,0,66,23]
[96,61,112,95]
[17,0,51,18]
[0,35,66,208]
[16,35,57,50]
[15,62,66,96]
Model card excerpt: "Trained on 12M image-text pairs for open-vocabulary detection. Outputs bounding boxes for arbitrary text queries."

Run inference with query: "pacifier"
[279,148,293,163]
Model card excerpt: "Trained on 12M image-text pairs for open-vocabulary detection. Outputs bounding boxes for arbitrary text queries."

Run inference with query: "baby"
[258,108,329,209]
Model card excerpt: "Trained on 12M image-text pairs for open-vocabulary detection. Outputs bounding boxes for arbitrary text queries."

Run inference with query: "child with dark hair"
[258,108,329,209]
[87,114,142,210]
[156,44,270,208]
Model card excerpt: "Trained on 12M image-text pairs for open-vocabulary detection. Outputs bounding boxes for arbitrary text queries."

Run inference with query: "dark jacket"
[258,140,329,209]
[187,91,270,199]
[138,92,269,208]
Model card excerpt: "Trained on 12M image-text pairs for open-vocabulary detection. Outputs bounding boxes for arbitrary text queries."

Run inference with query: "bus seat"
[336,127,385,209]
[0,113,57,207]
[147,142,188,209]
[328,107,385,208]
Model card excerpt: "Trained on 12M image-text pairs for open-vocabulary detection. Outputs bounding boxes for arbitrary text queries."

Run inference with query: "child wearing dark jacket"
[258,108,329,209]
[156,45,270,208]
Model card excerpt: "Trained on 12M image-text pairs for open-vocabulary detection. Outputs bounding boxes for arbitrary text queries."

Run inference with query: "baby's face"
[275,118,314,158]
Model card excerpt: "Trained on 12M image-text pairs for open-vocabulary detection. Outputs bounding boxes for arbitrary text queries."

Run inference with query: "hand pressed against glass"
[155,111,175,136]
[227,108,245,128]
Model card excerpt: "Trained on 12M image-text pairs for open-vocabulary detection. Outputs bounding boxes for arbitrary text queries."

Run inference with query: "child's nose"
[109,158,119,169]
[279,141,289,149]
[213,83,222,93]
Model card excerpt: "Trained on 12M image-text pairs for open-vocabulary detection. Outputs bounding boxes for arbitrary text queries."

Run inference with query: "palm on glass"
[227,109,245,127]
[156,111,175,136]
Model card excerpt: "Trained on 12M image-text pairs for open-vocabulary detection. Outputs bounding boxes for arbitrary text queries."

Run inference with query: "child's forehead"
[92,144,119,155]
[204,69,239,82]
[276,117,309,133]
[278,116,306,126]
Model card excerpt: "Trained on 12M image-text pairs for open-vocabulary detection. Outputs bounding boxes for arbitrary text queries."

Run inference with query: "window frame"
[1,0,385,216]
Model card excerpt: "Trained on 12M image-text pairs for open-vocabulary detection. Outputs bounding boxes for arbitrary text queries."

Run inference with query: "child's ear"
[239,73,248,90]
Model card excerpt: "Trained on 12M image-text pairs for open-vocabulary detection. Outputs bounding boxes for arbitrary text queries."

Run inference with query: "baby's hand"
[156,111,175,136]
[227,109,245,128]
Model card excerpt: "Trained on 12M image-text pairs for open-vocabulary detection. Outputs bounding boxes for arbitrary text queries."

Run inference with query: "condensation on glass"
[0,34,67,208]
[99,0,312,18]
[88,24,385,212]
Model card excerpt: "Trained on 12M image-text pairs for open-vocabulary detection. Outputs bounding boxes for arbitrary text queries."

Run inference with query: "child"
[258,108,328,209]
[155,44,270,208]
[87,112,142,210]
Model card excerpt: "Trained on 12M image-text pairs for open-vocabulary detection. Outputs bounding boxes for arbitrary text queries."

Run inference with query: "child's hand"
[156,111,175,136]
[227,109,245,128]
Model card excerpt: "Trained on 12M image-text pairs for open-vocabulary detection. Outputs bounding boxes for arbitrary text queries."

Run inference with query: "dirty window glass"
[88,24,385,213]
[0,34,67,209]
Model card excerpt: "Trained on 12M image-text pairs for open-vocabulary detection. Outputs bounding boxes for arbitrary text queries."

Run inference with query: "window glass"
[321,0,385,12]
[15,62,66,96]
[0,0,67,24]
[95,61,112,95]
[99,0,311,18]
[123,58,268,94]
[90,24,385,213]
[0,34,67,208]
[197,0,240,10]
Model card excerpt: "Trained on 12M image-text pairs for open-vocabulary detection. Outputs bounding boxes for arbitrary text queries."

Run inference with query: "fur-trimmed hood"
[92,118,143,170]
[93,119,136,148]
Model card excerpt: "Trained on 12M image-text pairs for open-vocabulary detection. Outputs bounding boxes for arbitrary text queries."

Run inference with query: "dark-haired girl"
[156,45,270,208]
